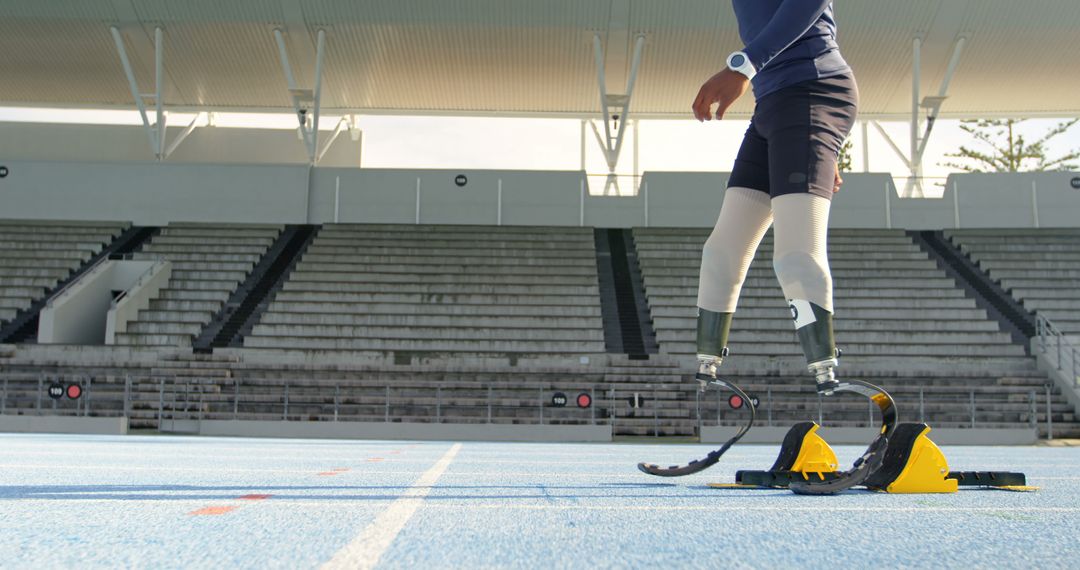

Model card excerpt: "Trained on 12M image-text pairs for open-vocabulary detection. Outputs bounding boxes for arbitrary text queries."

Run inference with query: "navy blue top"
[732,0,851,98]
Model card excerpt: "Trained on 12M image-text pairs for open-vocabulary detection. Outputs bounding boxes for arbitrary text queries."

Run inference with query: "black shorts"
[728,74,859,200]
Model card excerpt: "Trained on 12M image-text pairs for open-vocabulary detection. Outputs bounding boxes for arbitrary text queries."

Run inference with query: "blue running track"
[0,434,1077,568]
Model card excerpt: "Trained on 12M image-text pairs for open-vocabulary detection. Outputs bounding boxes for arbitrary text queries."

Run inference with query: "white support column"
[110,26,160,159]
[861,121,870,173]
[154,27,166,160]
[274,27,327,164]
[911,37,921,196]
[415,177,422,224]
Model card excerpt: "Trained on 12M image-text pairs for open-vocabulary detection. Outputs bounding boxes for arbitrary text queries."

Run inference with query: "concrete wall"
[0,122,362,167]
[1,159,1077,229]
[702,425,1036,445]
[38,260,159,345]
[106,261,171,344]
[310,168,585,226]
[194,420,612,442]
[0,160,309,225]
[0,415,128,435]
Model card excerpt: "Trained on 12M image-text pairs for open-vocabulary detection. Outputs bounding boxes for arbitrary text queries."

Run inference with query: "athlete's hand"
[833,165,843,193]
[692,69,750,121]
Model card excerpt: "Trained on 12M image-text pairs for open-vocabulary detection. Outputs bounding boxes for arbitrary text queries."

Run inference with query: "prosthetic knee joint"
[789,299,841,395]
[696,309,733,388]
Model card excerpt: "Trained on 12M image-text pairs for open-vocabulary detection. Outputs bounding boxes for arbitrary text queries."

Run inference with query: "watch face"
[730,54,746,67]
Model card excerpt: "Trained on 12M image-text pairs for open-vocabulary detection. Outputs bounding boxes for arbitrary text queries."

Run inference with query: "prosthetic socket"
[696,309,733,381]
[790,299,840,394]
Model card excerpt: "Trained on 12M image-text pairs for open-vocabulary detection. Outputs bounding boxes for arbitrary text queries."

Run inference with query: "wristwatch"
[726,50,756,80]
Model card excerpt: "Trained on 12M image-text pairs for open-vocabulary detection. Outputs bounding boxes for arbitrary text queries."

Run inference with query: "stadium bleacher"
[242,224,607,362]
[0,220,129,325]
[116,223,283,347]
[946,229,1080,334]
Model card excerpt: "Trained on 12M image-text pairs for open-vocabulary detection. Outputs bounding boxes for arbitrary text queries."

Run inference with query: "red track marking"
[333,468,350,472]
[318,471,339,476]
[237,494,272,501]
[189,506,238,516]
[366,458,384,463]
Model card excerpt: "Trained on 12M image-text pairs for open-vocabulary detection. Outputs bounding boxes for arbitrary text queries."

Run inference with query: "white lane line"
[321,442,462,570]
[411,505,1080,513]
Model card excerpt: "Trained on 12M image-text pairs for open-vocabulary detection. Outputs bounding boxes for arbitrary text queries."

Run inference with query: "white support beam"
[591,33,646,195]
[110,25,159,158]
[316,116,351,164]
[310,29,326,161]
[915,36,967,160]
[870,121,912,170]
[910,36,922,196]
[163,112,206,159]
[274,28,315,161]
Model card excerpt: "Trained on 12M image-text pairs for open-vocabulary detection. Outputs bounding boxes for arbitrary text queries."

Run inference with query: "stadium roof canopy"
[3,0,1080,120]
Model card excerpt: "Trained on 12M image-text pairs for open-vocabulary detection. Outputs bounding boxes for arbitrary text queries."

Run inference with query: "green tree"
[837,138,853,172]
[941,118,1080,172]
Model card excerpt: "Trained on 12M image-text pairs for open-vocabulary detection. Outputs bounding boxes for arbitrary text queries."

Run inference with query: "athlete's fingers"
[833,165,843,193]
[693,86,712,121]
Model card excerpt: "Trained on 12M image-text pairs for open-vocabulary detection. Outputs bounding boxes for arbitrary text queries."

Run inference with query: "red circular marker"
[66,384,82,400]
[728,395,744,409]
[576,393,592,408]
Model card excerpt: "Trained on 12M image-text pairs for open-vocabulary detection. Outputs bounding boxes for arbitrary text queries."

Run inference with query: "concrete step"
[652,316,1002,333]
[310,237,594,250]
[999,278,1080,290]
[297,256,598,269]
[150,237,276,250]
[657,329,1017,346]
[0,249,92,261]
[284,274,599,288]
[113,333,193,347]
[0,241,107,251]
[0,267,71,279]
[656,338,1027,357]
[305,245,596,259]
[249,324,605,342]
[164,280,242,291]
[158,289,231,302]
[0,286,47,298]
[129,251,262,264]
[264,302,602,318]
[0,258,85,269]
[269,293,602,308]
[0,297,32,311]
[1008,288,1080,301]
[142,245,271,258]
[644,259,940,271]
[1022,299,1080,311]
[0,308,16,321]
[148,299,223,312]
[292,267,597,280]
[242,336,606,353]
[256,314,603,329]
[0,276,60,288]
[965,251,1080,261]
[126,321,204,336]
[135,310,215,323]
[170,269,249,282]
[991,269,1080,280]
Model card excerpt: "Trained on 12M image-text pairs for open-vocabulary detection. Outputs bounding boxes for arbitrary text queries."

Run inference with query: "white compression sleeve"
[697,187,774,313]
[771,192,833,312]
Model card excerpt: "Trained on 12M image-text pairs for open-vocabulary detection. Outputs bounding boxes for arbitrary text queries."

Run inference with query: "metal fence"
[0,372,1056,438]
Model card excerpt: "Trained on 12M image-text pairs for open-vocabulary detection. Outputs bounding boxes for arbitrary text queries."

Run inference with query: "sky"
[1,107,1078,198]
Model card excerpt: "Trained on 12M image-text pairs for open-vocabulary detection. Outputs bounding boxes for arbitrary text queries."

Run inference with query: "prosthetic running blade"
[637,377,755,477]
[789,379,897,495]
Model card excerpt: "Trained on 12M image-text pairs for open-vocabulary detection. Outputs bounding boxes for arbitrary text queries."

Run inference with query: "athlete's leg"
[695,121,772,379]
[756,75,857,392]
[772,193,839,390]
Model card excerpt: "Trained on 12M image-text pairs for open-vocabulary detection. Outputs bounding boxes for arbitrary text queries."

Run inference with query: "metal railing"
[0,372,1057,438]
[1037,313,1079,389]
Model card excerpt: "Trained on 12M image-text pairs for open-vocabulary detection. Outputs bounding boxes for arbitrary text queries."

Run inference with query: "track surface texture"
[0,434,1077,569]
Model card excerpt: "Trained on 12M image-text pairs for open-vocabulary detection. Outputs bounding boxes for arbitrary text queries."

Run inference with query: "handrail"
[111,259,167,308]
[1036,313,1079,388]
[44,255,111,306]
